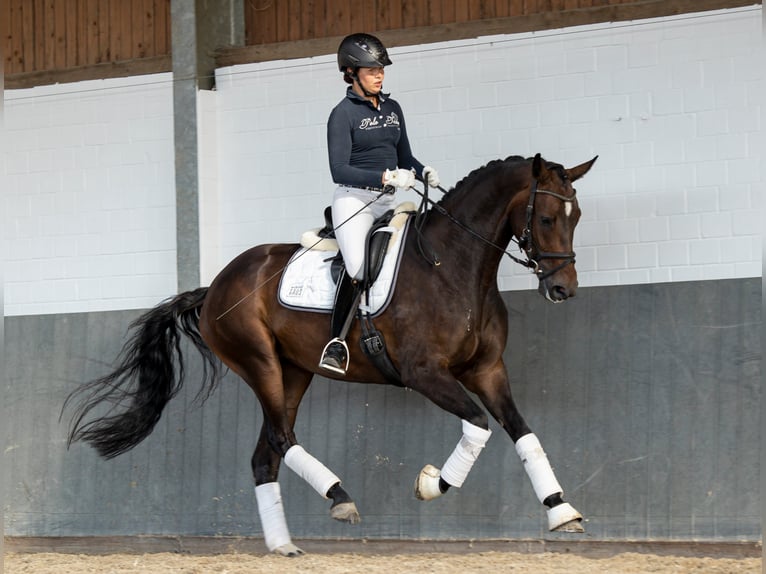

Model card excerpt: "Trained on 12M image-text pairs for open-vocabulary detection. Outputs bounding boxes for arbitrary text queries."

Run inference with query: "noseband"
[513,178,577,282]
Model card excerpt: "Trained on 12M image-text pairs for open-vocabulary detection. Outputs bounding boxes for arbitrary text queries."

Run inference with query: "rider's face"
[356,66,385,94]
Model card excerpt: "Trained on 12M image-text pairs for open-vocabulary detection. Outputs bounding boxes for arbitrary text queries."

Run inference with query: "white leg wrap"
[254,482,292,551]
[284,444,341,499]
[515,433,563,503]
[440,420,492,488]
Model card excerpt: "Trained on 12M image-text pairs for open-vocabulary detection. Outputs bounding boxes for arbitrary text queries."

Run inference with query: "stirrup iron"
[318,337,350,375]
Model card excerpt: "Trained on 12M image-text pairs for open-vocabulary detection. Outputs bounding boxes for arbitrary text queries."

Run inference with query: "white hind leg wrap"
[515,433,563,503]
[255,482,292,551]
[440,420,492,488]
[284,444,341,499]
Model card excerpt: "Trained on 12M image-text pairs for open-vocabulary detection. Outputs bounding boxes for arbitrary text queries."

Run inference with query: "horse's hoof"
[331,501,361,524]
[547,502,584,532]
[553,518,585,533]
[415,464,443,501]
[273,543,305,557]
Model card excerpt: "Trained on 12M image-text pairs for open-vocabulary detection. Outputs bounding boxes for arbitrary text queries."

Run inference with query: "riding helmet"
[337,33,392,75]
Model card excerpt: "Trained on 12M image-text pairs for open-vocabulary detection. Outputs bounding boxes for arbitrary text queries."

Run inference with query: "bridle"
[412,176,578,283]
[514,178,578,281]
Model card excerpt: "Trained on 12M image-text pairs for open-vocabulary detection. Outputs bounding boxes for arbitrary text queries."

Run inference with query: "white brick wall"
[4,7,762,315]
[209,7,761,292]
[4,74,177,315]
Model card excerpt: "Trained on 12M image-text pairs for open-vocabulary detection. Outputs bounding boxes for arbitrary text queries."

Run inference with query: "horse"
[65,153,597,556]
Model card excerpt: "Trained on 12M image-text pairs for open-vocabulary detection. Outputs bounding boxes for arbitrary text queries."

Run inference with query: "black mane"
[438,155,529,204]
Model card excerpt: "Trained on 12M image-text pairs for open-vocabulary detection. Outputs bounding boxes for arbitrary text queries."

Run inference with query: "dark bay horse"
[66,153,597,556]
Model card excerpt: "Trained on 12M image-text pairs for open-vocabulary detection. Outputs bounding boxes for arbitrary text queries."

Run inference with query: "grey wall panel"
[2,278,760,541]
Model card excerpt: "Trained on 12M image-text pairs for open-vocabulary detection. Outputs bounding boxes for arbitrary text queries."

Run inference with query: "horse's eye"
[540,216,554,226]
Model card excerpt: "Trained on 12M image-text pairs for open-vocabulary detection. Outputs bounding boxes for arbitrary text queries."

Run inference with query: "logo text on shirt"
[359,116,380,129]
[358,112,400,130]
[385,112,400,127]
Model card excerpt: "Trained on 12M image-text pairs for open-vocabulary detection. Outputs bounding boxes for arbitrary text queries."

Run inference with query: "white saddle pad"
[278,205,413,316]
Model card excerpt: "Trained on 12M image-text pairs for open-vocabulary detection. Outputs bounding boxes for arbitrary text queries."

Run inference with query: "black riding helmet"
[337,33,392,87]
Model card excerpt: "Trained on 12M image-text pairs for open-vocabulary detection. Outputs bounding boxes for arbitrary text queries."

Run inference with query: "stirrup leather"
[318,337,350,375]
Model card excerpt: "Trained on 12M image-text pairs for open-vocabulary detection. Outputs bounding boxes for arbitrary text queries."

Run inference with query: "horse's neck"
[428,177,519,284]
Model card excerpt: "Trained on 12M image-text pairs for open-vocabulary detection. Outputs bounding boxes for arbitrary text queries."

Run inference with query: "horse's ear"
[532,153,544,179]
[567,155,598,182]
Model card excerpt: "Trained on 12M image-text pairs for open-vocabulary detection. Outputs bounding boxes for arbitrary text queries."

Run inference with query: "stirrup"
[318,338,350,375]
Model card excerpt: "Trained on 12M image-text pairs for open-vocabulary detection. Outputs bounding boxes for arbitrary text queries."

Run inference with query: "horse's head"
[513,154,597,303]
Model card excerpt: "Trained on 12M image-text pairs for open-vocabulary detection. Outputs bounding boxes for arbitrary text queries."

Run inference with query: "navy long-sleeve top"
[327,88,425,189]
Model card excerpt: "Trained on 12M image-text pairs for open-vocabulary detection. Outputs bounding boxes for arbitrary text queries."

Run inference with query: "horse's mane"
[438,154,569,204]
[438,155,529,203]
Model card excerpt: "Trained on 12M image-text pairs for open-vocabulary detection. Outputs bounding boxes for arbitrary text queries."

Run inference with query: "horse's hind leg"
[251,359,359,556]
[467,362,584,533]
[253,416,303,557]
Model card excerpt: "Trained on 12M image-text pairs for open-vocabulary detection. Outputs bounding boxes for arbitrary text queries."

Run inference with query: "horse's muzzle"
[539,280,577,303]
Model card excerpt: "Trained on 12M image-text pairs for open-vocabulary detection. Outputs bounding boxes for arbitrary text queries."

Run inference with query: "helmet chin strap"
[351,70,381,99]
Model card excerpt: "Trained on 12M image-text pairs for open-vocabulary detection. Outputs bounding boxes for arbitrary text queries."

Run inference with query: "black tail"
[64,287,221,459]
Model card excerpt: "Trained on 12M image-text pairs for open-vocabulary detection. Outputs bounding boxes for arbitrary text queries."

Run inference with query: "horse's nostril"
[553,286,569,300]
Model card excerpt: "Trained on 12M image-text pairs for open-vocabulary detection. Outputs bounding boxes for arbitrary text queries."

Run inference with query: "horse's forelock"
[547,162,567,181]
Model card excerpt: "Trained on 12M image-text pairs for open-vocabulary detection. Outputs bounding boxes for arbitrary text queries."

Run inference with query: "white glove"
[422,166,440,187]
[382,168,416,191]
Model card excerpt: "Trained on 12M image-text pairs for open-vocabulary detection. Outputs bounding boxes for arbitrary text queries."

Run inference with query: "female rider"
[319,32,440,375]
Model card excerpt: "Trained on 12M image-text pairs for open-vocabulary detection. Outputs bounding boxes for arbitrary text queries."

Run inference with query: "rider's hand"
[382,168,416,192]
[422,166,440,188]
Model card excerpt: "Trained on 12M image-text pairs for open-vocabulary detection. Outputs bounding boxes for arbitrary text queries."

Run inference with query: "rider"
[318,32,440,375]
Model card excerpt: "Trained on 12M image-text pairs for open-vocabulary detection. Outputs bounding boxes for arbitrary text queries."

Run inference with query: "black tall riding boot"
[318,272,362,375]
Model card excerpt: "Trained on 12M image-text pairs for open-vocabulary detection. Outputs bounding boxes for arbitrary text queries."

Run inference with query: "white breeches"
[332,185,396,280]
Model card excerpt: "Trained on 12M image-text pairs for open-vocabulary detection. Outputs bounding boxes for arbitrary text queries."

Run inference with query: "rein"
[411,177,577,282]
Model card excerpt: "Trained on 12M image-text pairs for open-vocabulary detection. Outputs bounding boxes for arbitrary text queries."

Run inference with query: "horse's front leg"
[403,366,493,500]
[467,362,584,532]
[414,418,493,500]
